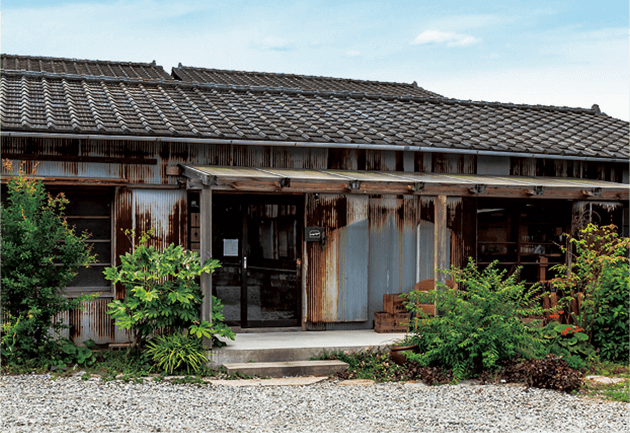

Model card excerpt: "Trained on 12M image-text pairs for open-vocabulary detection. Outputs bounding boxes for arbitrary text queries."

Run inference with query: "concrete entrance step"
[223,360,348,377]
[207,330,407,367]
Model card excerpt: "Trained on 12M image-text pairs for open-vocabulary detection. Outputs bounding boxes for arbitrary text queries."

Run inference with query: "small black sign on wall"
[305,227,325,242]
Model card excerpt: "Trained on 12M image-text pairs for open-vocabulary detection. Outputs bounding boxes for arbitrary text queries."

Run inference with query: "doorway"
[211,194,303,327]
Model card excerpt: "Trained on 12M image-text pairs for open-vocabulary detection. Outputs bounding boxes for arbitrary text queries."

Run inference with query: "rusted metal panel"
[338,195,369,321]
[435,195,449,283]
[54,298,130,345]
[368,195,418,318]
[272,146,328,169]
[447,197,465,270]
[131,189,187,248]
[233,144,272,168]
[114,187,133,299]
[510,157,537,177]
[365,150,396,171]
[328,148,358,170]
[306,194,341,323]
[418,220,435,281]
[305,194,369,323]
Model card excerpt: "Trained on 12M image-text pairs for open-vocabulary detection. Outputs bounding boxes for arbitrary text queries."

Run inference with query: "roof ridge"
[173,64,419,88]
[1,69,610,117]
[1,53,159,69]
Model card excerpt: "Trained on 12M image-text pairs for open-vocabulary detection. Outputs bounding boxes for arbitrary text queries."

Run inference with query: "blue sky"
[2,0,628,120]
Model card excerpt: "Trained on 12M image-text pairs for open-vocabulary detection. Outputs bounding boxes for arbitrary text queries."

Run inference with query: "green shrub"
[551,224,629,363]
[104,230,234,347]
[551,224,630,342]
[404,260,546,381]
[1,161,95,363]
[146,333,208,375]
[591,263,629,362]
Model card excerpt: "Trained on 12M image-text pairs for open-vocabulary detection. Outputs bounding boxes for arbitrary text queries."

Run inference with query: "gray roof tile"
[172,65,442,98]
[1,68,628,160]
[2,54,172,81]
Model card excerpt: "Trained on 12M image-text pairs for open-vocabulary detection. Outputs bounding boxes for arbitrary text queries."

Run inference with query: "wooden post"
[200,186,213,324]
[434,195,448,287]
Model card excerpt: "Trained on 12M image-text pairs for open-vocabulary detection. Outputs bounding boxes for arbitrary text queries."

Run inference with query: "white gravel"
[1,374,627,433]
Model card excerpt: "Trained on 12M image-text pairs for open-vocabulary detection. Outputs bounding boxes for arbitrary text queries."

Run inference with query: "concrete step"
[207,330,407,367]
[223,360,348,378]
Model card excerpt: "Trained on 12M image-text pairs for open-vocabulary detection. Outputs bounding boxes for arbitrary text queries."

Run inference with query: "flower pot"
[389,345,419,365]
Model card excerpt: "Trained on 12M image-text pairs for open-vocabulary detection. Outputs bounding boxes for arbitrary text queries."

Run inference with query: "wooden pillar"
[434,195,448,286]
[200,186,213,324]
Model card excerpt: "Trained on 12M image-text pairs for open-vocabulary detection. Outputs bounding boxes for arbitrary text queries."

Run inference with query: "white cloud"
[260,37,295,51]
[413,30,481,47]
[346,50,361,57]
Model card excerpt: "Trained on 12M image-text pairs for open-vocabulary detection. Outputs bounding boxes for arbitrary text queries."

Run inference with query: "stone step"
[222,360,348,378]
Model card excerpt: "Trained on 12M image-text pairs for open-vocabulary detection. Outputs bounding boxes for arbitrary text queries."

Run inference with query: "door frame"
[213,192,304,328]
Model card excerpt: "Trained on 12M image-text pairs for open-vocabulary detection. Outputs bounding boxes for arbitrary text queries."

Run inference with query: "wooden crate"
[416,303,435,316]
[374,312,410,333]
[383,294,407,314]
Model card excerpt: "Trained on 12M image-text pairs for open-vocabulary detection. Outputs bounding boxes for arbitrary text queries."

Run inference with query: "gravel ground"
[1,374,628,433]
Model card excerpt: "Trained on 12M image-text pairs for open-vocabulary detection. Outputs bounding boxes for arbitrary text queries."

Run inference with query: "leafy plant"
[540,322,595,369]
[591,264,629,362]
[404,260,546,381]
[551,224,629,362]
[104,230,233,346]
[1,160,96,362]
[146,333,209,375]
[50,338,97,369]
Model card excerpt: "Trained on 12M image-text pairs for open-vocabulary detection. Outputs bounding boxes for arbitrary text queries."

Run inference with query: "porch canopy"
[181,165,628,200]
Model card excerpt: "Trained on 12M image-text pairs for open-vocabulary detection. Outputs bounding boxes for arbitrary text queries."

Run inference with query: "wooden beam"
[200,186,213,325]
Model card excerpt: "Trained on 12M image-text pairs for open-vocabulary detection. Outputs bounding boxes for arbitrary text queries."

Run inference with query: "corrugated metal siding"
[54,298,131,345]
[305,194,369,323]
[272,147,328,169]
[131,189,187,248]
[365,150,397,171]
[368,195,418,317]
[338,196,369,321]
[418,221,435,281]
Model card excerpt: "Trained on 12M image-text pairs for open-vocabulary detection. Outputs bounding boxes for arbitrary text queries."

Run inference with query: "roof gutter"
[2,131,627,164]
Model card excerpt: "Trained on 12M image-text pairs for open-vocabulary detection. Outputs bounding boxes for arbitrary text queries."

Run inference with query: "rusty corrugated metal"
[368,195,418,318]
[337,195,369,321]
[131,189,187,248]
[115,187,133,299]
[272,147,328,169]
[305,194,369,323]
[447,197,465,269]
[365,149,396,171]
[54,298,130,345]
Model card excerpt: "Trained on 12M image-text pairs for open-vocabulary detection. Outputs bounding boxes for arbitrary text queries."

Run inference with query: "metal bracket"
[348,180,361,190]
[527,186,544,196]
[468,184,486,194]
[581,188,602,197]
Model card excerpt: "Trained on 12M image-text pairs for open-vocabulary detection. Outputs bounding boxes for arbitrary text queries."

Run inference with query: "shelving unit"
[477,200,569,283]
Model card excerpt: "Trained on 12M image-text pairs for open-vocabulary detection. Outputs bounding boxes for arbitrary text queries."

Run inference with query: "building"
[1,54,627,343]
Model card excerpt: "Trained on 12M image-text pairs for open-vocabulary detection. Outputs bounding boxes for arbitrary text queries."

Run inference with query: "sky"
[1,0,628,121]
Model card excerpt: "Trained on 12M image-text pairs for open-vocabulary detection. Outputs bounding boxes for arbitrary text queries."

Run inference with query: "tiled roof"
[1,54,172,81]
[1,69,627,160]
[172,65,442,98]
